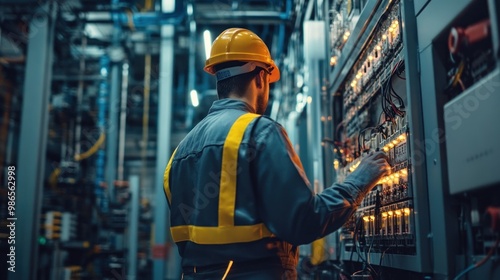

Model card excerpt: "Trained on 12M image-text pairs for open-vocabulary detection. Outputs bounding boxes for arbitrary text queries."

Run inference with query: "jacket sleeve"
[252,121,368,245]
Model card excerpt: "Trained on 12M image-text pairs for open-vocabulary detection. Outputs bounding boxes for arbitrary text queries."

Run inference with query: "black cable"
[378,246,392,279]
[381,81,395,121]
[358,127,376,153]
[389,84,404,107]
[380,60,407,120]
[391,62,406,111]
[389,83,405,115]
[350,217,358,273]
[386,86,401,117]
[353,217,378,278]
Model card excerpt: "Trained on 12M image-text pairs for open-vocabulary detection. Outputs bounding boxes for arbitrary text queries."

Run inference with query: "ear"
[255,70,266,89]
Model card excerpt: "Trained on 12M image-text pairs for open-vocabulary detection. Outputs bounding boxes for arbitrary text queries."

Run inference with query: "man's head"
[204,28,280,114]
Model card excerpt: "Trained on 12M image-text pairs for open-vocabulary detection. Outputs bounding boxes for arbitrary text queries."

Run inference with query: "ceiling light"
[203,30,212,60]
[190,90,199,107]
[162,0,175,13]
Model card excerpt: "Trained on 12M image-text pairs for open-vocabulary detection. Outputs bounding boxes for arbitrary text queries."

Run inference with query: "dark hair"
[213,61,264,99]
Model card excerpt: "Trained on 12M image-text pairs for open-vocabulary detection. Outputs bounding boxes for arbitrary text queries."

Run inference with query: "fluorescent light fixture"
[85,24,102,39]
[162,0,175,13]
[100,67,108,77]
[204,30,212,60]
[190,90,199,107]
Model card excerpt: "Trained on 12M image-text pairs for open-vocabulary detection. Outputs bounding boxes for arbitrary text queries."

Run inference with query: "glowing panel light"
[343,31,350,42]
[330,56,338,66]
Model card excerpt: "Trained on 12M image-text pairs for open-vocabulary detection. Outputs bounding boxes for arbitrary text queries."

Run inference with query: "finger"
[374,158,388,163]
[383,163,392,175]
[374,159,390,171]
[374,158,390,166]
[371,151,388,160]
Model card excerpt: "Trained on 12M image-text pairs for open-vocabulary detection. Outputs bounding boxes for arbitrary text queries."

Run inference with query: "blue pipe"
[112,0,122,35]
[276,0,291,67]
[278,23,285,58]
[111,0,184,28]
[97,55,110,213]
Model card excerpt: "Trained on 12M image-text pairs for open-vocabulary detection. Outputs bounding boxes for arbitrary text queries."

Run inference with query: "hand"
[347,151,391,192]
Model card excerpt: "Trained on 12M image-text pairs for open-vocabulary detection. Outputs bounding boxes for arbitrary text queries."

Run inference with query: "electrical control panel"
[325,0,432,275]
[324,0,500,278]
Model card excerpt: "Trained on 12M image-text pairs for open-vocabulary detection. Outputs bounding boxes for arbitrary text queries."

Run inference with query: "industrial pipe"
[96,55,110,213]
[74,36,86,158]
[141,54,151,188]
[0,68,12,183]
[194,10,291,24]
[110,0,184,27]
[117,63,129,182]
[74,133,106,161]
[186,3,196,129]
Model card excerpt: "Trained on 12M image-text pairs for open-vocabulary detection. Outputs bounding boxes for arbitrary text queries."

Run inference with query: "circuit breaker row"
[356,199,414,247]
[343,2,403,134]
[41,211,77,241]
[339,103,414,254]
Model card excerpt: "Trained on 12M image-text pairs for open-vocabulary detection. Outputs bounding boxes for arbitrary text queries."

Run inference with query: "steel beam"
[186,4,196,129]
[153,24,180,280]
[127,175,139,279]
[106,61,120,202]
[106,17,122,201]
[194,11,290,24]
[13,3,56,280]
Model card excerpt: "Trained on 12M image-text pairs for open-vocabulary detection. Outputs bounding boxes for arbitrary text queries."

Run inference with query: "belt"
[182,257,282,275]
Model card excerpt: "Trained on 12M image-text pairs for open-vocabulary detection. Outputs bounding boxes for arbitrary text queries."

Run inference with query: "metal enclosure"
[316,0,500,279]
[325,0,432,274]
[290,0,500,278]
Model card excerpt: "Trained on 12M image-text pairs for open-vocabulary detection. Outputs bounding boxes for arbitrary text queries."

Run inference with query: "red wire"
[457,79,466,91]
[475,236,500,268]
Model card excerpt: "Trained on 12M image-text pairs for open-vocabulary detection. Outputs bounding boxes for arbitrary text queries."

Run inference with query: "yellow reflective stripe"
[171,223,273,244]
[163,148,178,204]
[219,113,259,226]
[168,113,273,245]
[310,237,327,265]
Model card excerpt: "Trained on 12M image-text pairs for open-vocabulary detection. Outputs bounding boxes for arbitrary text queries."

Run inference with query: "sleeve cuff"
[339,177,369,207]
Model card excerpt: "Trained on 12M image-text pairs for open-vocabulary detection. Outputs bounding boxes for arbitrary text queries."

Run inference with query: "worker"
[163,28,390,280]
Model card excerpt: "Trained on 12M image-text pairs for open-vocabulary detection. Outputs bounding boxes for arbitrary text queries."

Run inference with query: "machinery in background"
[2,0,499,279]
[436,0,500,279]
[0,4,156,278]
[441,0,498,196]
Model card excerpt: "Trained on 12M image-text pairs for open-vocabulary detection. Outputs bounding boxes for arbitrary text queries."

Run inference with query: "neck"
[228,89,257,113]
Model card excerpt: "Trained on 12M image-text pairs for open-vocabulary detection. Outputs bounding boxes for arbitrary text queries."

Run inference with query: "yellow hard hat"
[204,28,280,83]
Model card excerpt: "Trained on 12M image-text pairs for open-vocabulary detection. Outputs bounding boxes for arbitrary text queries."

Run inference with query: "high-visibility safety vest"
[163,113,274,244]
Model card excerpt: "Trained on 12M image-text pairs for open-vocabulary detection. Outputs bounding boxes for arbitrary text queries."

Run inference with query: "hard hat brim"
[205,59,280,83]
